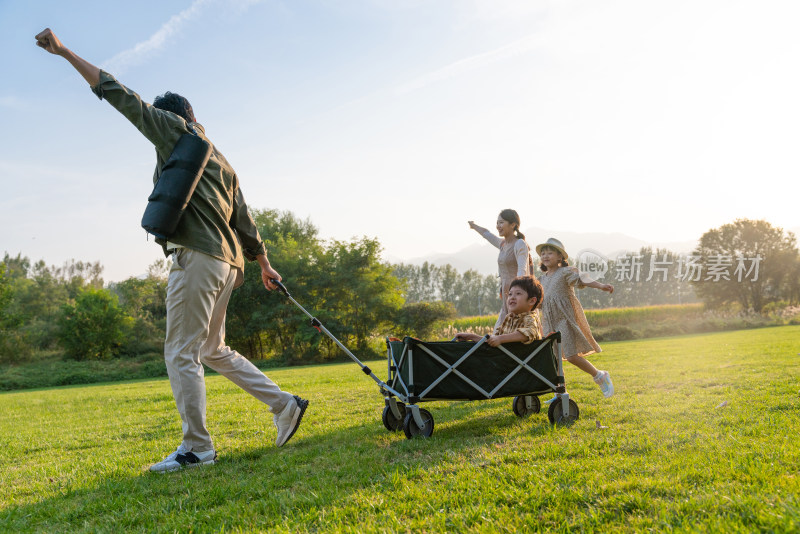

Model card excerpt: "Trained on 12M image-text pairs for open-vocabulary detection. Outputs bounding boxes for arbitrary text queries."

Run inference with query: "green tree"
[575,247,700,309]
[14,260,67,349]
[453,269,502,316]
[785,255,800,305]
[0,263,27,363]
[58,288,130,360]
[2,253,29,279]
[1,255,107,352]
[393,262,440,302]
[52,259,104,299]
[227,209,405,362]
[109,260,169,355]
[0,264,10,318]
[392,262,502,316]
[438,264,459,305]
[692,219,798,312]
[313,237,404,355]
[394,301,457,339]
[227,209,325,359]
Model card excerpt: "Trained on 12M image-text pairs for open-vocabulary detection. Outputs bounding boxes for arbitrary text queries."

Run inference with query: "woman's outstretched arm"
[469,221,502,248]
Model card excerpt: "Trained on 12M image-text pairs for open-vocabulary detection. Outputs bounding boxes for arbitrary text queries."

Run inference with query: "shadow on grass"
[0,395,573,532]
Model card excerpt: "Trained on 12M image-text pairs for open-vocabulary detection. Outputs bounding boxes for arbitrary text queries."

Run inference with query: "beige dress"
[480,230,531,329]
[539,266,601,359]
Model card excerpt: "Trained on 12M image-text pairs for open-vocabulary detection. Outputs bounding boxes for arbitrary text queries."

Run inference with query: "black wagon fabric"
[388,335,562,401]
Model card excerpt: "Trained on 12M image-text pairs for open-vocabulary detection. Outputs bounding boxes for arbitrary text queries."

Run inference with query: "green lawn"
[1,326,799,533]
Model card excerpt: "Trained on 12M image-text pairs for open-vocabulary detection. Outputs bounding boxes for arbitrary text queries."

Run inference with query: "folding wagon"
[272,280,579,439]
[381,333,579,438]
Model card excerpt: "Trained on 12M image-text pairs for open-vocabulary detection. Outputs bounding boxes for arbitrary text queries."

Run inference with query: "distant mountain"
[392,227,700,276]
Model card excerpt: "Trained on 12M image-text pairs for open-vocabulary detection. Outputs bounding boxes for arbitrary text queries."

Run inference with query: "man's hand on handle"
[256,254,281,291]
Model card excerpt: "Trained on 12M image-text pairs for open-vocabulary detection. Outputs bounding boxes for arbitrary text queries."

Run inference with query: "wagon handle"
[270,278,290,297]
[266,278,404,399]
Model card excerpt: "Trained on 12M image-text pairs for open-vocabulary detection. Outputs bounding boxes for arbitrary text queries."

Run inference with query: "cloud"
[461,0,553,23]
[393,33,540,95]
[102,0,263,74]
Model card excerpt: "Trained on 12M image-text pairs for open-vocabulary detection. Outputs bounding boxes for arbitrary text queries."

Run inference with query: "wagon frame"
[381,332,579,438]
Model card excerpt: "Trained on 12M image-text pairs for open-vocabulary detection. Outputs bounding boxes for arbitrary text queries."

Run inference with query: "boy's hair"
[509,275,543,310]
[153,91,196,123]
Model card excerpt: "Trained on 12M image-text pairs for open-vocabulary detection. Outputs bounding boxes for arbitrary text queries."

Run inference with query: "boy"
[456,276,543,347]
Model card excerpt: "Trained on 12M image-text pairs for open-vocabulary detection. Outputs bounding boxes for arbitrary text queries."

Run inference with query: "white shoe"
[594,370,615,398]
[274,395,309,447]
[149,445,216,473]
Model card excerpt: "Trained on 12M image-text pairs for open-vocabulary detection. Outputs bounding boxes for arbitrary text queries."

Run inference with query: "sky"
[1,0,799,283]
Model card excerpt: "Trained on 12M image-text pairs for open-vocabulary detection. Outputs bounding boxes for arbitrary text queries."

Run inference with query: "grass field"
[1,326,799,532]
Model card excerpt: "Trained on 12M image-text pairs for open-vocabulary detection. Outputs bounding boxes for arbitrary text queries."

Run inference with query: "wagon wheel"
[547,397,579,426]
[382,402,406,432]
[512,395,541,417]
[402,408,434,439]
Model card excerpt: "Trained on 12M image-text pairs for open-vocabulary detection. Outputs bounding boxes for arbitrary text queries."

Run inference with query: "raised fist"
[35,28,66,55]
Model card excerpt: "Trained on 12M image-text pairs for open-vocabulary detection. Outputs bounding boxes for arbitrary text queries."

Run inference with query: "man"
[35,28,308,472]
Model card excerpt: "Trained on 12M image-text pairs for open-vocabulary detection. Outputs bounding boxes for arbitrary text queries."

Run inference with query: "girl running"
[537,238,615,398]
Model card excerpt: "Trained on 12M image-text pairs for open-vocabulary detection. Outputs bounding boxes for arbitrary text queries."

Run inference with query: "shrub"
[593,326,639,342]
[762,300,790,315]
[394,301,457,339]
[0,329,33,364]
[57,289,130,361]
[640,322,687,339]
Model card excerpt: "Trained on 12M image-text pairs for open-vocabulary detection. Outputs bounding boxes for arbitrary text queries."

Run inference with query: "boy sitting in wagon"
[455,275,543,347]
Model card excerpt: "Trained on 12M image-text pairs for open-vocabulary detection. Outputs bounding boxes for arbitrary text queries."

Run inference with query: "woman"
[468,209,533,329]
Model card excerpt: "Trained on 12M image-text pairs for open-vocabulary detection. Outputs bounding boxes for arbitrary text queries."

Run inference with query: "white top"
[480,229,532,330]
[480,230,530,278]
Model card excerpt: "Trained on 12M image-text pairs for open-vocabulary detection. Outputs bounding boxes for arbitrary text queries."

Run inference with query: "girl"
[468,209,533,329]
[536,238,615,398]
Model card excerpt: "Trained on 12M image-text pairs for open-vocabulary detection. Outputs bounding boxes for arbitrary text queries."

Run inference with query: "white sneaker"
[149,445,217,473]
[274,395,309,447]
[594,370,615,398]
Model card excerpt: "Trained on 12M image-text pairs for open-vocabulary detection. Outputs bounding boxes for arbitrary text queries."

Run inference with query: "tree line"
[1,217,797,365]
[391,262,503,316]
[0,210,452,364]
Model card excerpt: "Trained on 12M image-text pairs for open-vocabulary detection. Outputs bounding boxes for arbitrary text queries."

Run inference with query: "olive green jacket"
[91,70,266,273]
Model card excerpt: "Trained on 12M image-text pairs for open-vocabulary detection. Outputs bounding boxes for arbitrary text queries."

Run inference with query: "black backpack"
[141,131,212,240]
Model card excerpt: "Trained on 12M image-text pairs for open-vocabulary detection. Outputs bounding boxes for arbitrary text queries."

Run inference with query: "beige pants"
[165,248,293,451]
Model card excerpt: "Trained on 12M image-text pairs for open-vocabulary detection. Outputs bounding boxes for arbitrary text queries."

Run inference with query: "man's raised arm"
[35,28,100,87]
